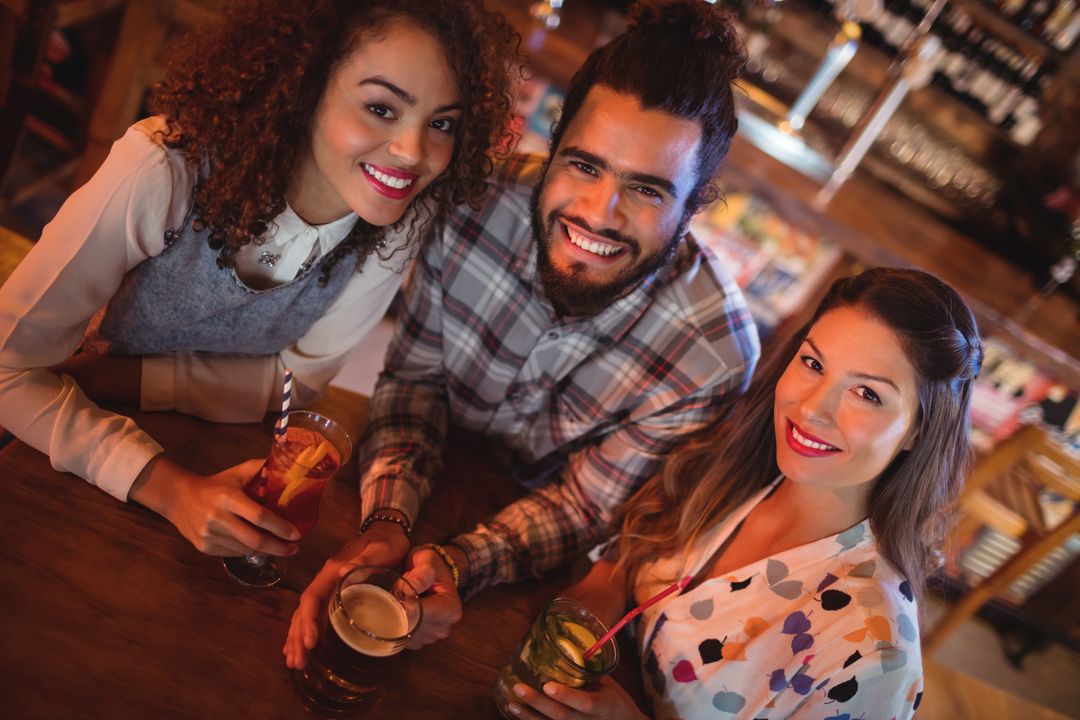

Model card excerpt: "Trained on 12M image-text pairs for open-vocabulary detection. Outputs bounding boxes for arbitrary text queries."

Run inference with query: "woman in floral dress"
[508,268,982,720]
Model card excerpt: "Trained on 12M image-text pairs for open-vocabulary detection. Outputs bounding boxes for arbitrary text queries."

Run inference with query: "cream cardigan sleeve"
[0,121,189,500]
[1,119,410,500]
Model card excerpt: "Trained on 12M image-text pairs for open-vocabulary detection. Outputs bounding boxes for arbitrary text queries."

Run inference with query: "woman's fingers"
[510,682,575,720]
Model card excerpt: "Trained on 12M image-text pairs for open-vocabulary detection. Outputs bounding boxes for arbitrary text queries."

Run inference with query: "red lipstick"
[784,419,840,458]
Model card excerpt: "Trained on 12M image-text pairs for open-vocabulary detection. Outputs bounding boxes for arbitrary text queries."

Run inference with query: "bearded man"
[287,0,760,664]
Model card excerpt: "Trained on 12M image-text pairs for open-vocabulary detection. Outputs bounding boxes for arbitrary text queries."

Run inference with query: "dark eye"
[571,161,598,177]
[431,117,455,133]
[634,186,661,199]
[367,104,396,120]
[800,355,823,373]
[859,387,882,405]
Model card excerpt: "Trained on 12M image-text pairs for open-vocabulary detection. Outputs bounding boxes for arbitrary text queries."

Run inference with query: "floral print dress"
[634,483,923,719]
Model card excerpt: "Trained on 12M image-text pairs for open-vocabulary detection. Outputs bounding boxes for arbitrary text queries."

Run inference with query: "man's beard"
[531,186,684,318]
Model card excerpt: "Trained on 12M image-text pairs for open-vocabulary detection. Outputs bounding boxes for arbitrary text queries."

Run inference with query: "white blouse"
[0,117,409,501]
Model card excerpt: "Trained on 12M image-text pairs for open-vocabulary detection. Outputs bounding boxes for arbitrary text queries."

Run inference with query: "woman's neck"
[758,477,871,548]
[697,478,872,583]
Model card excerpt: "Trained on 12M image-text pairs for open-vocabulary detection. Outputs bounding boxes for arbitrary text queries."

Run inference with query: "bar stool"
[0,0,126,212]
[923,424,1080,655]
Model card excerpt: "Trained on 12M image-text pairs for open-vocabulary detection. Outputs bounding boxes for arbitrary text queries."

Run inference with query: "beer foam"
[330,584,410,657]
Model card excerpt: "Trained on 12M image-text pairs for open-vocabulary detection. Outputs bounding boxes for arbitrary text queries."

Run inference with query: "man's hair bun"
[626,0,745,79]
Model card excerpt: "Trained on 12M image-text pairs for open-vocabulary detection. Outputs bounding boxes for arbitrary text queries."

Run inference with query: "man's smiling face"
[533,85,703,317]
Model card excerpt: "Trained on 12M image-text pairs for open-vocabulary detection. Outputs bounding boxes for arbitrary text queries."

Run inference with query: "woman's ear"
[901,427,919,453]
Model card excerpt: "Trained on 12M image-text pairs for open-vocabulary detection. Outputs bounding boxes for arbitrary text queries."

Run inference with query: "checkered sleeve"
[358,240,449,526]
[450,376,747,598]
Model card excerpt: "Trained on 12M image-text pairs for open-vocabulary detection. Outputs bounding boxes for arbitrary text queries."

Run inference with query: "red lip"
[365,163,418,180]
[362,163,417,200]
[784,419,840,458]
[558,219,625,265]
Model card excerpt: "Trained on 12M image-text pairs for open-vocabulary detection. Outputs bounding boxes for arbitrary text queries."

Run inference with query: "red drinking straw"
[581,576,692,662]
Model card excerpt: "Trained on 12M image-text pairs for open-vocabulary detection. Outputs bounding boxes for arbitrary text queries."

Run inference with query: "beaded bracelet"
[359,509,412,539]
[423,543,460,589]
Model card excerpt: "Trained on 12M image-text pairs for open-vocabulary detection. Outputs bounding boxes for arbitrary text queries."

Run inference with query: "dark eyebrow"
[804,337,900,393]
[358,77,462,114]
[559,146,678,197]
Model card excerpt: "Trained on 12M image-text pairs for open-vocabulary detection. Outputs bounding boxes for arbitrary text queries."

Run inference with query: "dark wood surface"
[0,388,571,719]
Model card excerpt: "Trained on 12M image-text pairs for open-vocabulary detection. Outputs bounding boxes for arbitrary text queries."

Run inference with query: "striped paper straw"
[275,367,293,443]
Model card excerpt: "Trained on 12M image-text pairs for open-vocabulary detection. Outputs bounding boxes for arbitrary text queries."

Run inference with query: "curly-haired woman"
[0,0,517,556]
[508,268,982,720]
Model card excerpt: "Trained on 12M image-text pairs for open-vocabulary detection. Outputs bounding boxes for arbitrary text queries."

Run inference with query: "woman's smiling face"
[773,306,921,492]
[289,19,462,226]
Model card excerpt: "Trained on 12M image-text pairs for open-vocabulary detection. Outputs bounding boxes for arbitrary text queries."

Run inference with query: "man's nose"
[574,178,624,233]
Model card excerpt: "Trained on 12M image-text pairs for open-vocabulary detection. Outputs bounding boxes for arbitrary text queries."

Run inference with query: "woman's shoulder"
[66,116,198,246]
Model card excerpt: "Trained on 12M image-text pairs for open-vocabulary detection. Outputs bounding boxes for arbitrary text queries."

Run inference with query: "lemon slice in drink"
[553,638,588,687]
[278,441,332,507]
[563,621,598,652]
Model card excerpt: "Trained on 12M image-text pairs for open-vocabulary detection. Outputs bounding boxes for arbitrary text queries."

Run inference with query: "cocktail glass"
[222,410,351,588]
[493,597,619,718]
[290,565,422,717]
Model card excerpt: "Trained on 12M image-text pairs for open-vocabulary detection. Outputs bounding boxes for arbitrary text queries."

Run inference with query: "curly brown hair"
[149,0,520,279]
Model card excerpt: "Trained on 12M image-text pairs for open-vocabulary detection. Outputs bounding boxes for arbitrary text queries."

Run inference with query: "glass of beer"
[492,598,619,718]
[290,566,423,717]
[222,410,352,587]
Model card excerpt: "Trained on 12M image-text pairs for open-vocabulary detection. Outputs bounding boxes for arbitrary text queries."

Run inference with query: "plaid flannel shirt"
[360,155,760,597]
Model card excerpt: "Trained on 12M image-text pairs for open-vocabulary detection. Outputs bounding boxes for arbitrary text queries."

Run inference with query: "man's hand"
[401,545,464,648]
[129,455,300,556]
[283,523,411,669]
[507,678,649,720]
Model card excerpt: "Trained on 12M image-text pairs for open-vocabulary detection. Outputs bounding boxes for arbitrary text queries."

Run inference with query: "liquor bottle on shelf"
[997,0,1028,19]
[1018,0,1055,34]
[1046,1,1080,51]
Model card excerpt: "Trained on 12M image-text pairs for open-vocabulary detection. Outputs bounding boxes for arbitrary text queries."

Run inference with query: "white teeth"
[565,225,622,257]
[363,164,414,190]
[791,424,837,451]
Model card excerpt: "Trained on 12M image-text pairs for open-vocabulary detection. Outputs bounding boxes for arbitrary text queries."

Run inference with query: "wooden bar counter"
[0,389,568,719]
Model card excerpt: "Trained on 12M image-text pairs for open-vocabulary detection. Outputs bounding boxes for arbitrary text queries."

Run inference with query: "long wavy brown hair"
[615,268,983,600]
[149,0,520,279]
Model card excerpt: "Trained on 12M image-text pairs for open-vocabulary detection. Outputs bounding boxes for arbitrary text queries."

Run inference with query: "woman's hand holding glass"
[129,454,301,556]
[507,677,649,720]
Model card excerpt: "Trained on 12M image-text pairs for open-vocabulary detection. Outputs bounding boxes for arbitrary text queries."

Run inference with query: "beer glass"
[222,411,352,587]
[290,566,422,717]
[493,598,619,718]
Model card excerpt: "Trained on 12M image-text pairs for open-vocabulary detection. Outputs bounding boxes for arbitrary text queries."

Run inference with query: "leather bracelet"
[422,543,460,589]
[359,510,411,539]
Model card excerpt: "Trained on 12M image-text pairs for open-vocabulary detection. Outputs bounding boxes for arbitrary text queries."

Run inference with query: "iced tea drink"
[222,410,351,587]
[493,598,618,718]
[243,423,343,535]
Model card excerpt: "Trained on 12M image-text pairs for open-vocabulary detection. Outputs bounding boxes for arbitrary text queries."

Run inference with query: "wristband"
[423,543,460,589]
[359,509,412,539]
